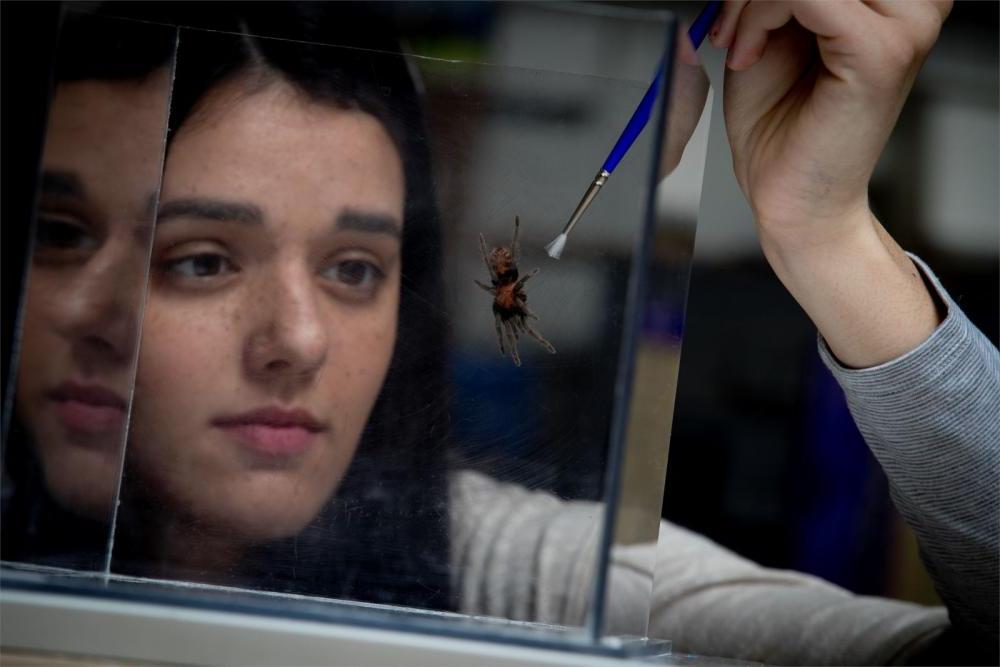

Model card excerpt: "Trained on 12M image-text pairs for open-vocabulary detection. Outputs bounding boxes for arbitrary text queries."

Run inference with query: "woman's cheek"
[364,296,398,382]
[145,299,231,367]
[132,302,228,445]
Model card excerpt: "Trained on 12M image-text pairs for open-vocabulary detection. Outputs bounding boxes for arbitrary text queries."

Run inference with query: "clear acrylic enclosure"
[1,2,711,656]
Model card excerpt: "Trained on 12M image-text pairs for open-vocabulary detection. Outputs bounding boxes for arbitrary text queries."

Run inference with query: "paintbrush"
[545,0,721,259]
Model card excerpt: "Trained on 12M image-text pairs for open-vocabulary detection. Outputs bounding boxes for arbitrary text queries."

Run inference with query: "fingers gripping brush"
[545,0,721,259]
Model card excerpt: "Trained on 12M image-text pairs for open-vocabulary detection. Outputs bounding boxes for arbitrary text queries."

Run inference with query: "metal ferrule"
[562,169,610,237]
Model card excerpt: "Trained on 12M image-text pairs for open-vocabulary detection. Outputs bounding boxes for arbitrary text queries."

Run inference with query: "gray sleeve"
[817,254,999,644]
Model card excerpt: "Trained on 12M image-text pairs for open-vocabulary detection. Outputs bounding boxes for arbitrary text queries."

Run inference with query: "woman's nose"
[244,273,328,383]
[52,246,143,369]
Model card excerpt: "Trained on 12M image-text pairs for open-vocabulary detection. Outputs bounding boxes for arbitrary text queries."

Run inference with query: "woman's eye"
[165,253,234,278]
[322,259,385,290]
[34,216,98,252]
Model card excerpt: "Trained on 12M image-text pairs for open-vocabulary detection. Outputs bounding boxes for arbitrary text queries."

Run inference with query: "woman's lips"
[212,407,327,456]
[47,382,127,437]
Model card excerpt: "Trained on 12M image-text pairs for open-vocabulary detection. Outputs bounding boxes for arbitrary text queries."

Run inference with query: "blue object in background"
[792,353,892,594]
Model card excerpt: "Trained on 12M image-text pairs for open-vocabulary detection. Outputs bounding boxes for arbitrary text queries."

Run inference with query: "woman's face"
[127,76,405,543]
[15,74,170,519]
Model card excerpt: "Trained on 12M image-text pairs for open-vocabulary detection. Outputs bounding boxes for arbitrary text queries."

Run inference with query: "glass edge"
[100,24,180,576]
[584,12,679,643]
[0,564,666,659]
[64,5,668,87]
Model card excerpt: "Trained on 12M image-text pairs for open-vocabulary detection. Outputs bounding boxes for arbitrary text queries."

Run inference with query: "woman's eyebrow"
[335,210,401,238]
[157,198,264,224]
[40,169,85,199]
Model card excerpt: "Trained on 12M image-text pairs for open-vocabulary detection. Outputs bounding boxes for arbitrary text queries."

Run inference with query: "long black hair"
[5,3,455,611]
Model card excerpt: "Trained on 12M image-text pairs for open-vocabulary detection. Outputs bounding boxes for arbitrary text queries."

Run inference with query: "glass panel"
[599,22,713,640]
[0,2,698,652]
[0,11,176,571]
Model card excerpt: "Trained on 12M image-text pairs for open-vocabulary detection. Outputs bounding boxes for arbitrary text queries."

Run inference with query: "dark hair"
[5,3,455,611]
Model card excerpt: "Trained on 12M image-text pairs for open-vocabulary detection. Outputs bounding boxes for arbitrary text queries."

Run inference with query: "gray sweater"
[451,257,999,665]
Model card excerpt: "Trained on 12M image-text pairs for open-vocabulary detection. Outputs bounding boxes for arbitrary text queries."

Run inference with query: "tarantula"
[475,216,557,366]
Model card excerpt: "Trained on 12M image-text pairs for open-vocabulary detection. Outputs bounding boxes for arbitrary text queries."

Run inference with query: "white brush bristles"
[544,233,567,260]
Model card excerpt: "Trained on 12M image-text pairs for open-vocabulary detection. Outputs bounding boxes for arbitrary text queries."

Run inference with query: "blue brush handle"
[600,0,721,175]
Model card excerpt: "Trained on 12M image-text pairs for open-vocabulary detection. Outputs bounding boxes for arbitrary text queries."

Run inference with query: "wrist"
[757,209,941,369]
[755,200,876,269]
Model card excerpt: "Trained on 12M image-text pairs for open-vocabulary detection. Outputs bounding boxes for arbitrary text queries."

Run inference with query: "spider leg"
[508,335,521,366]
[513,267,539,290]
[518,317,534,339]
[479,233,498,282]
[474,279,495,294]
[511,215,521,264]
[522,304,539,320]
[524,323,557,354]
[493,312,506,356]
[504,318,520,340]
[503,319,521,366]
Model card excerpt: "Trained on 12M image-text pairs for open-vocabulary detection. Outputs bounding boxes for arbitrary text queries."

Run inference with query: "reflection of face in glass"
[126,75,405,548]
[15,72,169,520]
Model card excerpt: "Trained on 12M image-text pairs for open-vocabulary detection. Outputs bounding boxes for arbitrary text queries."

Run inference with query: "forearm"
[759,207,941,369]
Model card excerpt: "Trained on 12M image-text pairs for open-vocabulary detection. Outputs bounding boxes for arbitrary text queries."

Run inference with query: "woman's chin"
[191,496,328,544]
[41,448,122,522]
